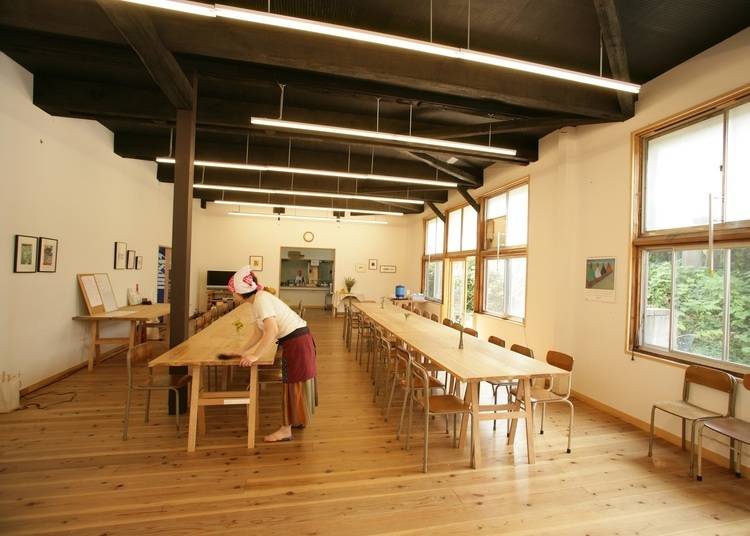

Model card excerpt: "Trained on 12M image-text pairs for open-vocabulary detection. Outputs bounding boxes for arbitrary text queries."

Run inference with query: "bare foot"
[263,426,292,442]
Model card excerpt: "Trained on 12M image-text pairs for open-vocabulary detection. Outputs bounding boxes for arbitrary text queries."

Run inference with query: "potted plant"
[345,276,356,293]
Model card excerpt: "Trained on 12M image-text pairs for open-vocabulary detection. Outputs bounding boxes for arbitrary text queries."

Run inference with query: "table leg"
[88,322,97,372]
[469,381,482,469]
[126,320,137,364]
[187,365,202,452]
[522,378,536,464]
[458,382,470,450]
[247,364,259,449]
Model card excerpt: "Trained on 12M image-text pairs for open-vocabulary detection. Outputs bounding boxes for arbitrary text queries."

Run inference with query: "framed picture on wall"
[355,263,366,273]
[368,258,378,270]
[114,242,127,270]
[38,237,58,273]
[14,235,38,273]
[126,250,136,270]
[379,265,396,273]
[136,256,143,270]
[249,255,263,271]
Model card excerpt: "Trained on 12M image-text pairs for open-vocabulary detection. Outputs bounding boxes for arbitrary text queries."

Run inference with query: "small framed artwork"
[114,242,127,270]
[249,255,263,271]
[126,250,136,270]
[136,256,143,270]
[379,265,396,273]
[368,258,378,270]
[584,256,616,303]
[355,262,366,273]
[14,235,38,273]
[38,237,59,273]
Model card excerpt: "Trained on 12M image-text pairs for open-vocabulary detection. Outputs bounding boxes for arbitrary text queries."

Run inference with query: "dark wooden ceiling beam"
[457,187,480,212]
[404,152,485,186]
[425,201,445,222]
[593,0,636,116]
[0,0,628,120]
[95,0,193,110]
[416,116,599,140]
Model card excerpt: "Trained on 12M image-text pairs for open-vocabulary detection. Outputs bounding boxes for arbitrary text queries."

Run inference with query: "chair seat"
[400,375,444,389]
[703,417,750,444]
[258,368,283,383]
[142,374,191,389]
[425,395,470,414]
[653,400,721,421]
[509,385,565,402]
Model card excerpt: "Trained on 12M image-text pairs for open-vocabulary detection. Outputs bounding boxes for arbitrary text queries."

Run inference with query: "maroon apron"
[279,327,317,383]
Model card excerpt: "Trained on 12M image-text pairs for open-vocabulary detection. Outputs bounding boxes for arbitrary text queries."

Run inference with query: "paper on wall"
[95,274,118,312]
[81,275,103,307]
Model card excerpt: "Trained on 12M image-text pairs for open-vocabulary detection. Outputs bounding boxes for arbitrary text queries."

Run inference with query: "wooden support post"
[169,76,197,415]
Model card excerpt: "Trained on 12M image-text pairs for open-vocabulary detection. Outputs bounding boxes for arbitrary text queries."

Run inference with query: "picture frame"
[136,256,143,270]
[14,235,38,273]
[379,265,396,273]
[355,262,366,273]
[114,242,127,270]
[126,250,136,270]
[368,258,378,270]
[38,237,58,273]
[249,255,263,271]
[584,256,616,303]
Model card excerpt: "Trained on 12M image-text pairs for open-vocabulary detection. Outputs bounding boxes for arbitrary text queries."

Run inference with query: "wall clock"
[303,231,314,243]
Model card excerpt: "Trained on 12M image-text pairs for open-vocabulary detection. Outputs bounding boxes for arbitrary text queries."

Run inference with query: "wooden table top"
[73,303,171,321]
[355,303,568,382]
[149,303,276,367]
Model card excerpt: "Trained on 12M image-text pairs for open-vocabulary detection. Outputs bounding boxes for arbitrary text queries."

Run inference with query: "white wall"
[0,53,173,389]
[408,28,750,459]
[190,203,421,312]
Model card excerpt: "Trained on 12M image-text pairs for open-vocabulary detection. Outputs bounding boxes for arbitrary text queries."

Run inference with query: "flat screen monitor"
[206,270,235,288]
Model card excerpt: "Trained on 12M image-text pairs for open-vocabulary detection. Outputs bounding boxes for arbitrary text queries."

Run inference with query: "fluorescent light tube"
[213,199,403,216]
[193,183,424,205]
[156,157,457,187]
[120,1,640,94]
[250,118,517,157]
[228,212,388,224]
[121,0,215,17]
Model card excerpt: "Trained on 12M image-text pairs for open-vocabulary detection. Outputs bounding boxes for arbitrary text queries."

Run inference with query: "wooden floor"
[1,311,749,535]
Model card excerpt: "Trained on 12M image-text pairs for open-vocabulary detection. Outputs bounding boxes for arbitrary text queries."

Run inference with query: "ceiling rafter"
[593,0,636,116]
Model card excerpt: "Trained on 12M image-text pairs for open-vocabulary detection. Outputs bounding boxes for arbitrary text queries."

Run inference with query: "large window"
[633,93,750,370]
[481,182,529,321]
[422,217,445,301]
[447,206,477,252]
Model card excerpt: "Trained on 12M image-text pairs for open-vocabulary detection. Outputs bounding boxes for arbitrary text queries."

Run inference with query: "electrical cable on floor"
[20,391,77,410]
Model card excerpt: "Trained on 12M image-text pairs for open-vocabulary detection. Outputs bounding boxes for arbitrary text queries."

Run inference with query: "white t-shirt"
[251,290,307,338]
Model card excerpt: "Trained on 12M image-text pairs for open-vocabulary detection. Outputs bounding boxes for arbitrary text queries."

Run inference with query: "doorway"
[449,256,475,326]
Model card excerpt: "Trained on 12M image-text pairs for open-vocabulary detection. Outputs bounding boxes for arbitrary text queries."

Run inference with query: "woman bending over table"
[229,266,317,442]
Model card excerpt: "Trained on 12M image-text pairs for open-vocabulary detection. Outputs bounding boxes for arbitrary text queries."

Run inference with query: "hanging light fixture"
[249,118,517,157]
[193,183,424,205]
[213,200,403,216]
[228,211,388,225]
[120,1,640,93]
[156,157,458,187]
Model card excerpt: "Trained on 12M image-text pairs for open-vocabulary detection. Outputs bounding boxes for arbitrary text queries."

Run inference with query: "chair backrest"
[202,311,212,326]
[744,374,750,392]
[451,322,462,331]
[394,347,411,379]
[510,344,534,358]
[195,315,205,332]
[463,327,478,337]
[422,310,430,319]
[299,306,306,320]
[430,313,439,322]
[488,335,505,348]
[546,350,574,372]
[409,354,431,406]
[442,318,452,327]
[683,365,735,415]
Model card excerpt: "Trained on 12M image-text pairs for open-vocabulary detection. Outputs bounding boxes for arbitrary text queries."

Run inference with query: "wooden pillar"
[169,76,197,415]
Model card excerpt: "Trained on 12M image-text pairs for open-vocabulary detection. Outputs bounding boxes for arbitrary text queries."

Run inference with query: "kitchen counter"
[279,286,331,291]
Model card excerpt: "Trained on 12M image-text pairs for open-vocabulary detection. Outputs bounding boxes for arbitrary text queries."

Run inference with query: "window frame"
[477,178,529,323]
[421,216,446,303]
[629,85,750,373]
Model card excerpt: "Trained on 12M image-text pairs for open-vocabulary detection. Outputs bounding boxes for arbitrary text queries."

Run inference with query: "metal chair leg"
[144,389,151,423]
[423,406,429,473]
[405,388,414,451]
[696,422,704,481]
[122,386,132,441]
[174,389,181,436]
[689,419,698,477]
[397,383,409,440]
[648,406,656,457]
[540,402,546,435]
[736,442,743,478]
[565,399,574,454]
[385,372,398,422]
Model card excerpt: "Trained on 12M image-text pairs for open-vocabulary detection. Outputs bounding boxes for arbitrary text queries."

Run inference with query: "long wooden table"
[74,304,171,371]
[355,302,569,468]
[149,303,277,452]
